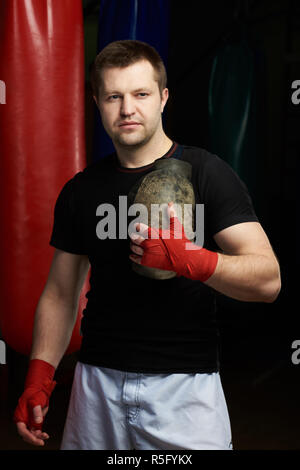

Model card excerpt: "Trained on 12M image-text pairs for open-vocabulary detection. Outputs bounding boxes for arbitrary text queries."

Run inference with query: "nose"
[120,94,135,117]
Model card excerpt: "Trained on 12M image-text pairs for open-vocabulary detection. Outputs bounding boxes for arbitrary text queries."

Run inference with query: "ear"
[160,88,169,113]
[93,95,99,107]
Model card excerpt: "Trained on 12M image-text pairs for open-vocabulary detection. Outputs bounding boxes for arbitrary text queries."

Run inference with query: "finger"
[130,233,145,245]
[129,254,142,265]
[130,242,144,256]
[16,422,46,446]
[167,201,176,218]
[23,434,45,446]
[30,428,49,440]
[134,222,149,236]
[32,405,43,425]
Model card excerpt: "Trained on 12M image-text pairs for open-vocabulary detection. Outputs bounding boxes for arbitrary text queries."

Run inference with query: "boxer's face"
[95,60,168,149]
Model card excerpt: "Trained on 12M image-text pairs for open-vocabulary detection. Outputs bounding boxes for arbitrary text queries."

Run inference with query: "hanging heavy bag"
[0,0,87,356]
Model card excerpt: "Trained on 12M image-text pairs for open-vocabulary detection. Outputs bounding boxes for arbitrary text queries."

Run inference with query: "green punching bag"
[208,34,259,207]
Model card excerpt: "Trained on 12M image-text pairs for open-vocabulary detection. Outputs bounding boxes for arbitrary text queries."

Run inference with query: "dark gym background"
[0,0,299,450]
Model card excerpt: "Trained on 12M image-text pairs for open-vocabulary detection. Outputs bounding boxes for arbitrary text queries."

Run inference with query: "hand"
[129,201,191,273]
[129,201,218,282]
[13,359,56,447]
[16,404,50,446]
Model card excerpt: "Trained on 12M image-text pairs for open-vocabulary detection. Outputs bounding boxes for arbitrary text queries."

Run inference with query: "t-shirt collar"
[114,142,180,173]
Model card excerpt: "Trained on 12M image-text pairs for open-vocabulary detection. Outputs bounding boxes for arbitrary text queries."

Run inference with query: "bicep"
[213,222,275,257]
[43,249,90,303]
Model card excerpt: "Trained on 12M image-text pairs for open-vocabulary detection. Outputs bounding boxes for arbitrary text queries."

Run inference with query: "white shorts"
[60,362,232,450]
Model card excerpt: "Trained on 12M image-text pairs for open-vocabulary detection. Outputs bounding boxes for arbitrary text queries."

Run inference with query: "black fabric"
[50,142,259,373]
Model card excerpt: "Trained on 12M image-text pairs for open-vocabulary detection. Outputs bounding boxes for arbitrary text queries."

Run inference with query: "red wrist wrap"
[13,359,56,430]
[140,215,218,282]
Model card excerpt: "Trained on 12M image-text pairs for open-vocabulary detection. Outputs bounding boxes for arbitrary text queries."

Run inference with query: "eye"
[108,94,120,101]
[137,92,148,98]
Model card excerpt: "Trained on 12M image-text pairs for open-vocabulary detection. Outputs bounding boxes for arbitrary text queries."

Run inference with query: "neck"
[114,132,173,168]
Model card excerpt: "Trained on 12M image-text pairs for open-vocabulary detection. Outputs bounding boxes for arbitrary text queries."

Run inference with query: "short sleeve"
[203,155,259,236]
[49,175,86,255]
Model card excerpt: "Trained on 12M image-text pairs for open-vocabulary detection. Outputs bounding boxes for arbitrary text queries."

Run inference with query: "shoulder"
[54,154,115,208]
[63,153,116,189]
[79,153,115,180]
[179,144,230,168]
[178,144,239,181]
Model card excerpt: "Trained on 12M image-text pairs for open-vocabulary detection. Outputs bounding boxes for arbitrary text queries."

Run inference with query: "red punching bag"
[0,0,88,356]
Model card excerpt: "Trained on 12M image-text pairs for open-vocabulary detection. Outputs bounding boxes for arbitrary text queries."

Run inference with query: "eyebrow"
[103,87,152,96]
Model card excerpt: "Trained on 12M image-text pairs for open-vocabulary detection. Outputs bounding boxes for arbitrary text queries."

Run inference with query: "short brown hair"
[90,40,167,98]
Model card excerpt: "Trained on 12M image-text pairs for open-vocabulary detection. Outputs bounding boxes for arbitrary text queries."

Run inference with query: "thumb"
[167,202,186,239]
[32,405,43,424]
[167,201,177,219]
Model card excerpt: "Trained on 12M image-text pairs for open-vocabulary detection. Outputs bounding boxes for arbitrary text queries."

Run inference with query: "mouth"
[118,122,141,129]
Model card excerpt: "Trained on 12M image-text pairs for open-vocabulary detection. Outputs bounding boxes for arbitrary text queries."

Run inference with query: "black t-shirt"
[50,142,258,373]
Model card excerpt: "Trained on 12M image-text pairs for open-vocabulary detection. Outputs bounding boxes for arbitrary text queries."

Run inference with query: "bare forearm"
[30,291,79,369]
[204,252,281,303]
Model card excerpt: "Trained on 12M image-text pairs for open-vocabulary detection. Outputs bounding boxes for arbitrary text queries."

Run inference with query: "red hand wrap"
[140,215,218,282]
[13,359,56,430]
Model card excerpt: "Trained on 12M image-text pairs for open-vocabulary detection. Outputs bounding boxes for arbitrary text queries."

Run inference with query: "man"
[14,40,281,450]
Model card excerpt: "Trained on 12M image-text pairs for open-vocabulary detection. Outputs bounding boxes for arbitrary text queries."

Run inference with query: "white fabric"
[60,362,232,450]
